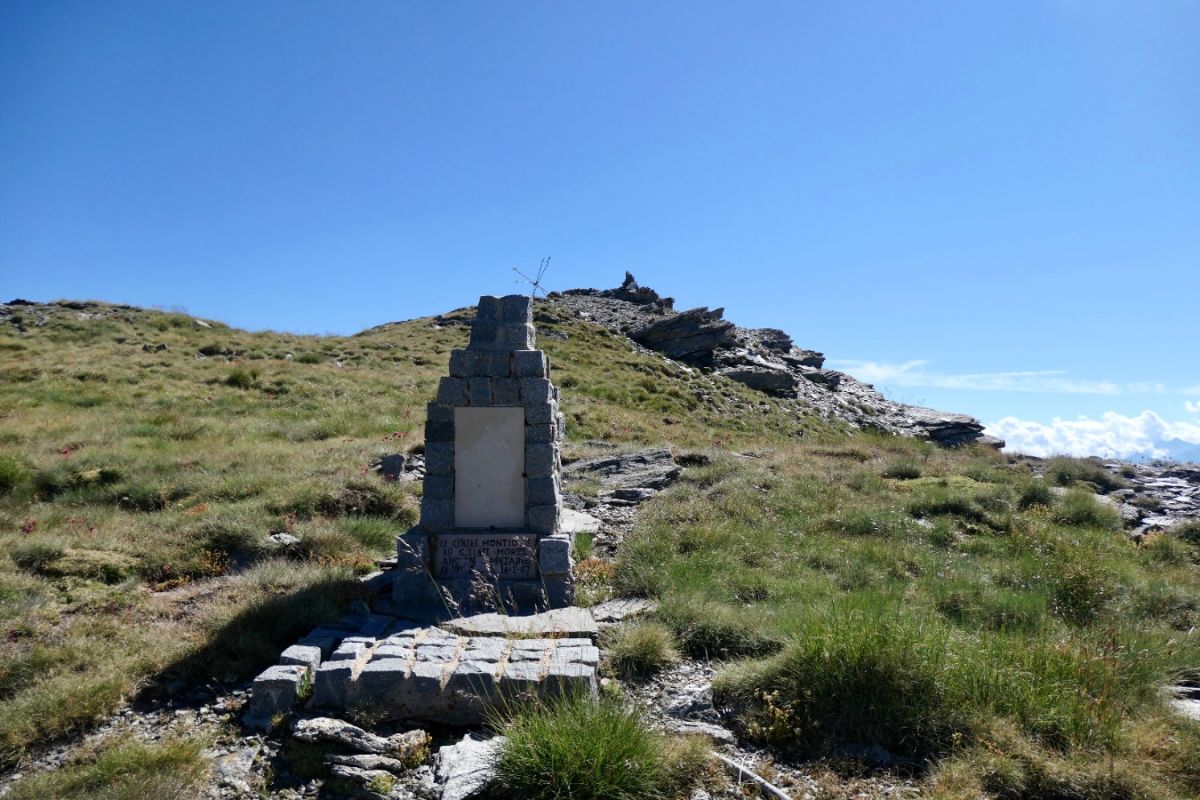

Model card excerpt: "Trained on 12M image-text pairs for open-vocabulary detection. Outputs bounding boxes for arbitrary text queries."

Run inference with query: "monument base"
[393,528,575,619]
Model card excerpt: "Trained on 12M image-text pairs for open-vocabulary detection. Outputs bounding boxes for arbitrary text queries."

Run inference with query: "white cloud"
[829,359,1129,395]
[829,359,1187,397]
[987,410,1200,459]
[1187,400,1200,414]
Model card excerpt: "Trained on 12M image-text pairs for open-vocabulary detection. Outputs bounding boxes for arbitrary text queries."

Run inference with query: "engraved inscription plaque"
[433,533,537,579]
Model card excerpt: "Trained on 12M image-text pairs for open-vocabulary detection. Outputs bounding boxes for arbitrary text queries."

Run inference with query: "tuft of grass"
[224,367,258,389]
[882,459,922,480]
[1050,487,1121,530]
[492,692,706,800]
[716,601,964,761]
[604,622,679,678]
[1045,456,1128,493]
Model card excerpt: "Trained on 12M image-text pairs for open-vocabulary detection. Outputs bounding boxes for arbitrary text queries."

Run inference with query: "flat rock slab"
[442,606,598,638]
[437,734,505,800]
[560,508,601,535]
[589,597,657,626]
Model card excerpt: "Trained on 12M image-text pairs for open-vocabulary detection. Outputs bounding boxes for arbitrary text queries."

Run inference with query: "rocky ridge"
[555,273,1002,449]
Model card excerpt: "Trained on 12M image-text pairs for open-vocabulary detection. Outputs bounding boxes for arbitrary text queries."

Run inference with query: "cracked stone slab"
[441,607,598,638]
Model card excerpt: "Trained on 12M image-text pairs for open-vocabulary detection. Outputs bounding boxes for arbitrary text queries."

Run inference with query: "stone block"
[551,644,600,666]
[500,580,547,613]
[415,643,458,663]
[481,351,512,378]
[542,661,596,697]
[448,349,477,378]
[427,402,454,423]
[504,659,544,681]
[467,320,501,351]
[245,664,309,729]
[396,531,430,569]
[359,614,395,638]
[525,443,557,478]
[329,641,368,662]
[356,658,411,704]
[424,419,453,443]
[502,323,535,351]
[420,496,453,532]
[280,645,323,672]
[520,378,553,404]
[493,378,520,405]
[500,294,532,323]
[476,296,502,320]
[526,476,559,507]
[543,576,574,608]
[374,644,415,660]
[525,422,555,444]
[313,660,357,708]
[538,535,572,576]
[525,401,557,425]
[298,636,336,658]
[442,663,500,725]
[393,565,442,607]
[527,504,559,534]
[424,474,453,500]
[437,377,468,406]
[555,411,567,439]
[467,378,493,406]
[424,442,453,475]
[513,350,548,378]
[462,637,506,661]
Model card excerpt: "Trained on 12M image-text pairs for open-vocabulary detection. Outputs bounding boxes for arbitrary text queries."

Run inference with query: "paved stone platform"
[246,612,599,729]
[314,629,598,724]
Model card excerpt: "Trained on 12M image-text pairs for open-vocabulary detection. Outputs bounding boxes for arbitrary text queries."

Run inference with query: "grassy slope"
[0,299,818,772]
[3,299,1199,798]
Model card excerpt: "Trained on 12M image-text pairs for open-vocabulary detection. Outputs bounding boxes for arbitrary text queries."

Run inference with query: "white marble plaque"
[433,533,537,579]
[454,406,525,528]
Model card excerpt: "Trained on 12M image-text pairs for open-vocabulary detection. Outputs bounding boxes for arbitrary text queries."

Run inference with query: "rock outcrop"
[557,276,1002,449]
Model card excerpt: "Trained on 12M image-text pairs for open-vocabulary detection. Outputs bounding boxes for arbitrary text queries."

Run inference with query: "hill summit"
[556,273,1002,449]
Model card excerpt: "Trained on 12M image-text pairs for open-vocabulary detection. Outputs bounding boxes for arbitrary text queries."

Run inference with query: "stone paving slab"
[441,606,598,638]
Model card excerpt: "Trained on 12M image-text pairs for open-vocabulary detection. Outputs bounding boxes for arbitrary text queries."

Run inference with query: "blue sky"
[2,2,1198,457]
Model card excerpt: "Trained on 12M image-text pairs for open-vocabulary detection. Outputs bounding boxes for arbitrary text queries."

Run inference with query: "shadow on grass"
[139,574,367,704]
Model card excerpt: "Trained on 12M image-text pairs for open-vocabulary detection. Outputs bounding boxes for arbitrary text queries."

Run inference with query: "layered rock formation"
[557,274,1002,449]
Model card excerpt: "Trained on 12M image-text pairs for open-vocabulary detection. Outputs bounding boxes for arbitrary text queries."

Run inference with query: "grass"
[2,734,210,800]
[6,297,1199,797]
[491,691,710,800]
[603,621,679,678]
[618,435,1200,797]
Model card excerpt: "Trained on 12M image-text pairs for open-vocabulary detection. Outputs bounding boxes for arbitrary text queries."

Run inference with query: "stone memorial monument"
[393,295,572,616]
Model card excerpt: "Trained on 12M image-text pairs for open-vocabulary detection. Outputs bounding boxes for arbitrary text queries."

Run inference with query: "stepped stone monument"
[393,295,572,616]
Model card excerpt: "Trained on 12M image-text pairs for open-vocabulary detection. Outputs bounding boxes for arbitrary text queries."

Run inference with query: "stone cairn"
[394,294,572,617]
